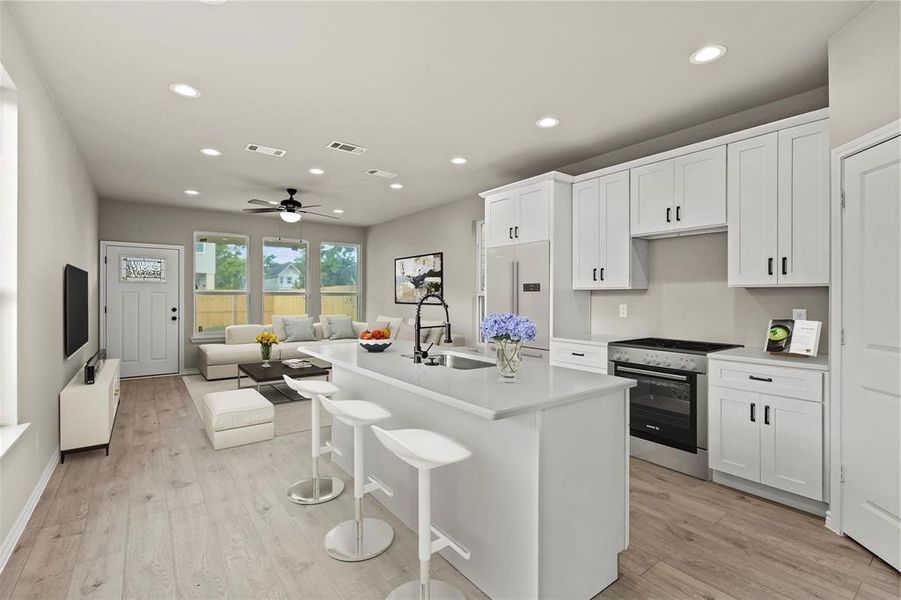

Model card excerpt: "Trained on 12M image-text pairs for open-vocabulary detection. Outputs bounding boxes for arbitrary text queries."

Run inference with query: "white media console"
[59,358,120,463]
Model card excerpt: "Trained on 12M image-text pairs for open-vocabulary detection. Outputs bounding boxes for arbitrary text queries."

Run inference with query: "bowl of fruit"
[359,328,392,352]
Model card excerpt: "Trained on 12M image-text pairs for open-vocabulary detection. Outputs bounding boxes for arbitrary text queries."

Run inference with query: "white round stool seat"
[319,397,391,427]
[372,427,472,470]
[281,376,341,398]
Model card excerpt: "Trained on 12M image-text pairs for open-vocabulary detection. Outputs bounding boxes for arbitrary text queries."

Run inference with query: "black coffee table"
[237,356,332,403]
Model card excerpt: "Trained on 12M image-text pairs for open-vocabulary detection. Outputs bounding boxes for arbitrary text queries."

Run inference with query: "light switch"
[619,304,628,318]
[792,308,807,321]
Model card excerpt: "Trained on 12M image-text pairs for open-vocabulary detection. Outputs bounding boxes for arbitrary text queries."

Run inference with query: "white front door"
[841,135,901,570]
[104,244,181,378]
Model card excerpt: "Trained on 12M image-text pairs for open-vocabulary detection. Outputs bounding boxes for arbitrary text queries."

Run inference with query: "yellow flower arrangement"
[255,331,279,346]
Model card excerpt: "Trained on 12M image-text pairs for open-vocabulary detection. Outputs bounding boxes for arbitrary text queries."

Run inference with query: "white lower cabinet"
[709,360,824,501]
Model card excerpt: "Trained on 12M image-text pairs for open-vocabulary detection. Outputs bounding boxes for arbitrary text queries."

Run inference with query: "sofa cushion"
[283,316,316,342]
[376,315,405,339]
[225,324,270,345]
[271,314,308,340]
[326,315,356,340]
[202,343,262,366]
[202,389,274,432]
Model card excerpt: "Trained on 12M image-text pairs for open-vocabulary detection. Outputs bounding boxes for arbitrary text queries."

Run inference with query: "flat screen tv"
[64,264,89,357]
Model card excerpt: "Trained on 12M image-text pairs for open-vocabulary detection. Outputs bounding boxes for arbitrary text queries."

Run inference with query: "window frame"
[318,241,362,320]
[261,236,309,323]
[192,231,250,340]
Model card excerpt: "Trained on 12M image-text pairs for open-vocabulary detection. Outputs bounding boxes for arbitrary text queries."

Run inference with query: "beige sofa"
[197,314,463,380]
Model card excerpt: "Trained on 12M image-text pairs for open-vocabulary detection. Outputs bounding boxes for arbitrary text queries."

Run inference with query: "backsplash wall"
[590,233,830,353]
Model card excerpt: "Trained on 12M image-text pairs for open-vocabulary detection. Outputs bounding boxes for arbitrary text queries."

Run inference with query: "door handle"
[510,262,516,311]
[600,267,605,281]
[666,207,672,223]
[781,257,787,276]
[592,268,597,282]
[750,402,756,423]
[676,206,681,221]
[764,405,771,425]
[768,258,774,276]
[509,227,513,239]
[514,226,519,238]
[513,261,520,313]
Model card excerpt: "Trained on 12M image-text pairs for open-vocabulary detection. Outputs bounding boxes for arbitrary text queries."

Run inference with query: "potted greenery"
[255,331,279,367]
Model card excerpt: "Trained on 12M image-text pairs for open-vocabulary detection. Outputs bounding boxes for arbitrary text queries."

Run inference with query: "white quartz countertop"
[710,347,829,371]
[301,342,635,420]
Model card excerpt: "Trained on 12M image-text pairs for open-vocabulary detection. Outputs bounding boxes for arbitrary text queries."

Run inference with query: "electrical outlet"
[619,304,628,318]
[792,308,807,321]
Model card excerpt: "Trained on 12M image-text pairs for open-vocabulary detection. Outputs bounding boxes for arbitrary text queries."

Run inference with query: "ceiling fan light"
[279,211,302,223]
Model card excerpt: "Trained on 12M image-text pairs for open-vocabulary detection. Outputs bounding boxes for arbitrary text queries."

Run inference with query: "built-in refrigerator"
[485,240,550,350]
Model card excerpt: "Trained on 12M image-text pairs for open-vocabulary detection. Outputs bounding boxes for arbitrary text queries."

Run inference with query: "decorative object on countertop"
[255,331,279,367]
[765,318,821,357]
[481,312,537,381]
[360,327,392,351]
[395,252,443,304]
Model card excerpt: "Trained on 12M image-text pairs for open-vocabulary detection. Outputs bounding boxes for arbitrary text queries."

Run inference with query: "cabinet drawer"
[708,359,822,402]
[551,341,607,372]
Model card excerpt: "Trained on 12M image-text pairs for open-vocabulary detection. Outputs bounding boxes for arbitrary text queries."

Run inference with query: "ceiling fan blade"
[248,199,278,207]
[298,210,340,220]
[298,204,321,209]
[243,208,280,213]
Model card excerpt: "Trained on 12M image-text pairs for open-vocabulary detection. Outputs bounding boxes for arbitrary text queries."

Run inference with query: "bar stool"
[281,376,345,505]
[318,396,395,561]
[372,426,472,600]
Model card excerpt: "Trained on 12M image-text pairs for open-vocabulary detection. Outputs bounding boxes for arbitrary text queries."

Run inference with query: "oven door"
[615,363,698,453]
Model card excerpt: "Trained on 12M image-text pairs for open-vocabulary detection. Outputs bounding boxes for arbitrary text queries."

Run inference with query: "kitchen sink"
[402,352,495,370]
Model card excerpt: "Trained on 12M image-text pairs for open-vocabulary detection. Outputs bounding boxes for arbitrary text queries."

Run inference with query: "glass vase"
[495,339,523,382]
[260,344,272,367]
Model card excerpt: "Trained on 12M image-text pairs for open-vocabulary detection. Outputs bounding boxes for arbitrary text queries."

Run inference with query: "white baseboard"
[0,449,59,573]
[712,470,827,517]
[181,367,200,376]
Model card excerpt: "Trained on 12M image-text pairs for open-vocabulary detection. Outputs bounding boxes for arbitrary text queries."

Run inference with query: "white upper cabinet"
[777,120,830,285]
[485,182,549,247]
[573,172,648,290]
[630,159,674,236]
[630,146,726,237]
[673,146,727,230]
[728,120,829,287]
[727,133,780,286]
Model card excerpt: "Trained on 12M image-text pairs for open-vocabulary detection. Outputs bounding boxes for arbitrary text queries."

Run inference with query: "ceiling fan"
[243,188,339,223]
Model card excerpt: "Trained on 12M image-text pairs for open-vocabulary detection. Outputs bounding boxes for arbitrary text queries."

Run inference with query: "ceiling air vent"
[327,140,368,155]
[365,168,398,179]
[245,143,287,157]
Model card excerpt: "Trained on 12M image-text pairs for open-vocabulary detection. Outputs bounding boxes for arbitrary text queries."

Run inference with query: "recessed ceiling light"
[200,147,222,157]
[169,83,201,98]
[390,183,404,189]
[333,209,345,214]
[198,0,227,4]
[184,189,200,195]
[536,116,560,128]
[690,45,727,64]
[450,157,468,165]
[308,168,325,175]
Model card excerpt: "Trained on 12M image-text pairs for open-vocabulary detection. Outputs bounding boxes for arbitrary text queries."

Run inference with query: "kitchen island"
[301,342,635,599]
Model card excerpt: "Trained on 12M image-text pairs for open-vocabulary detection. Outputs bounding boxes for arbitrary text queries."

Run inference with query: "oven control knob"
[685,359,696,370]
[647,355,657,365]
[658,356,670,367]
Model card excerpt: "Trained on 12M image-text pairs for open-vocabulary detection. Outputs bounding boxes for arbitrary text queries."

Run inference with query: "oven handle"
[617,366,689,381]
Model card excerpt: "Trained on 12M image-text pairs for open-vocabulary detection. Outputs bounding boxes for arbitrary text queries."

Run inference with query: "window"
[320,242,360,319]
[263,237,308,324]
[193,233,248,336]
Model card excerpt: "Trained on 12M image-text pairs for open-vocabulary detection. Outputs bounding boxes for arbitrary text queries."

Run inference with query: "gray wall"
[364,196,483,344]
[828,1,901,148]
[1,5,99,544]
[98,199,366,369]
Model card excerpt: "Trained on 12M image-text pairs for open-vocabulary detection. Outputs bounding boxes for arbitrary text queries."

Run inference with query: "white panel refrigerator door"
[486,245,516,315]
[514,241,550,350]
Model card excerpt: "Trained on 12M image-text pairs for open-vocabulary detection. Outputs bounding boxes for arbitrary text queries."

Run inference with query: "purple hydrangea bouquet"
[480,312,537,381]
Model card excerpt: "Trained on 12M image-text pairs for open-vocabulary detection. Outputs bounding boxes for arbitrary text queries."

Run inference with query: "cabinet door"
[516,182,550,243]
[777,120,830,286]
[727,133,779,286]
[572,178,601,289]
[759,394,823,500]
[486,245,516,314]
[674,146,726,230]
[486,192,517,247]
[630,159,674,236]
[709,386,760,481]
[598,171,631,288]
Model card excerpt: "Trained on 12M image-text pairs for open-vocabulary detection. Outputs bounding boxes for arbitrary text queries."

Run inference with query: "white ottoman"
[201,388,274,450]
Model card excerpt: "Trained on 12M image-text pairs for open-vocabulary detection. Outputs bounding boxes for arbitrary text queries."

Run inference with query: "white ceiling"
[9,1,865,226]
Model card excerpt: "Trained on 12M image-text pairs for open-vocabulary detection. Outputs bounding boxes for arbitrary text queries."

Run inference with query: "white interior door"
[105,244,181,378]
[841,135,901,570]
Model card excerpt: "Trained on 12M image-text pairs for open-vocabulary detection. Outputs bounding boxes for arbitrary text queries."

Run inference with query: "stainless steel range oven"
[608,338,741,480]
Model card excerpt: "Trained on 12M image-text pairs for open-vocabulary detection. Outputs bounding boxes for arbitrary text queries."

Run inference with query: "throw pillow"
[271,314,307,340]
[376,315,405,339]
[368,320,389,334]
[283,316,316,342]
[326,315,357,340]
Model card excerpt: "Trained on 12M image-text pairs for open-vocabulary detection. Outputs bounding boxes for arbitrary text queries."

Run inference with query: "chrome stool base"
[324,518,394,562]
[387,579,465,600]
[287,476,344,505]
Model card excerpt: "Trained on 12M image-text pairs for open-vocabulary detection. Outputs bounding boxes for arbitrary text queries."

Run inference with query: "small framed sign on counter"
[765,319,822,357]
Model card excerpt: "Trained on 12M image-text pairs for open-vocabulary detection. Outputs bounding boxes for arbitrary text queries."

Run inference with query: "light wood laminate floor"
[1,376,898,599]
